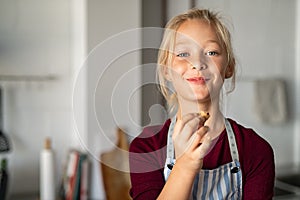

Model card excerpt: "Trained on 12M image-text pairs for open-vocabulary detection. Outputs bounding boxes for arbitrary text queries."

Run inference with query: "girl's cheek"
[172,59,189,74]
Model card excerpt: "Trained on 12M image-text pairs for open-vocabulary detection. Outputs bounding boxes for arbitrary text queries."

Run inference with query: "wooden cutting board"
[100,128,132,200]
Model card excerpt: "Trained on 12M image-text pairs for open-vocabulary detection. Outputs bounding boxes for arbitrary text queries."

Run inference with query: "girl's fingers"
[198,116,208,128]
[197,126,209,137]
[189,125,209,149]
[198,135,213,159]
[172,119,183,139]
[172,113,199,139]
[180,117,202,141]
[172,113,210,159]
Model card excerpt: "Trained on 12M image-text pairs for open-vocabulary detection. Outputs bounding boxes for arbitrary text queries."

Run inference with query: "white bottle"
[40,137,56,200]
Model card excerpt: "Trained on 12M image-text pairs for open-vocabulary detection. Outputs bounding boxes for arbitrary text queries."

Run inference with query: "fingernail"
[203,126,209,132]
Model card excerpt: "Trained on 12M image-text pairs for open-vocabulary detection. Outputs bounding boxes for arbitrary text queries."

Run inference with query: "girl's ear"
[225,58,235,79]
[225,64,234,78]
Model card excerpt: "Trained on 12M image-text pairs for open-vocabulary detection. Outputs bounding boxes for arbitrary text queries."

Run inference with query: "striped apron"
[163,117,243,199]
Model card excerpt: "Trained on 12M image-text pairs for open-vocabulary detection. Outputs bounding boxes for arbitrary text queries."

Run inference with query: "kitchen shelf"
[0,75,58,82]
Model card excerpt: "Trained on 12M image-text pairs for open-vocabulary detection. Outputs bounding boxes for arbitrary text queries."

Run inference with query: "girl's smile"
[186,76,209,85]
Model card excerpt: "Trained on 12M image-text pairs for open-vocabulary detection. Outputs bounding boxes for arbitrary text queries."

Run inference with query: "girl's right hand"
[172,113,212,174]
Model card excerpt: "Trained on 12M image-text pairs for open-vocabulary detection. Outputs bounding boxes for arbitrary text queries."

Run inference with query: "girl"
[129,8,275,200]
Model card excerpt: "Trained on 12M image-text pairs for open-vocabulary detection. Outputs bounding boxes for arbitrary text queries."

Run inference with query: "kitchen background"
[0,0,299,199]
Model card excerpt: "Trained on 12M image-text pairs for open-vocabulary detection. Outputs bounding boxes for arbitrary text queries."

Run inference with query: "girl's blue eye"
[205,51,218,56]
[177,52,190,57]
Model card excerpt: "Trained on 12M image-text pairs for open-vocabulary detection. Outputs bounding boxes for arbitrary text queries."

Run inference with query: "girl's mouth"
[186,77,208,84]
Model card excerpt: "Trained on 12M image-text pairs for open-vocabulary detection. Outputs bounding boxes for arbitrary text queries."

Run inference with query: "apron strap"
[166,116,176,161]
[224,118,240,163]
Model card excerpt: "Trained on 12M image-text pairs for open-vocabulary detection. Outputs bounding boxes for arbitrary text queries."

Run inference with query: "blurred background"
[0,0,299,199]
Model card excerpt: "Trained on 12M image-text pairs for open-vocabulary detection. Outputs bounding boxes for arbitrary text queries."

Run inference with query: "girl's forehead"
[173,19,221,47]
[177,19,212,33]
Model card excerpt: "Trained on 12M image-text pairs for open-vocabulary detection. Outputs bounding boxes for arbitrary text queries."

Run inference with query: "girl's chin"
[191,92,211,100]
[183,95,212,104]
[177,89,213,103]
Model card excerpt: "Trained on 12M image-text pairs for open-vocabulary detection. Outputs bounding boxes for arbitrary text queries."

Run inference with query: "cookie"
[200,111,210,121]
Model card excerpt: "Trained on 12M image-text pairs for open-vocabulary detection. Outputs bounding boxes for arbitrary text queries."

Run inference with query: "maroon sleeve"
[243,138,275,199]
[233,122,275,200]
[129,122,169,200]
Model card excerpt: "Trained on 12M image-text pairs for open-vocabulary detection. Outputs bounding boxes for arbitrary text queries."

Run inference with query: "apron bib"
[163,117,243,200]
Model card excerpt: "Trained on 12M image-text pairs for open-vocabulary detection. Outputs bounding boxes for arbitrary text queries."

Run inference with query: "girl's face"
[166,19,228,105]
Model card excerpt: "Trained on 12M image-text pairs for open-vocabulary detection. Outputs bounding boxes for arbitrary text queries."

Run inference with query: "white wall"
[167,0,190,21]
[86,0,141,198]
[0,0,76,196]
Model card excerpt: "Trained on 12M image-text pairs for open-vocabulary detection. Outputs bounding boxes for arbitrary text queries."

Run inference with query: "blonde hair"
[157,8,236,113]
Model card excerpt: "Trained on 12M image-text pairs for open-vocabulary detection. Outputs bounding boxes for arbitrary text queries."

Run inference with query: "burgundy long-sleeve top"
[129,118,275,200]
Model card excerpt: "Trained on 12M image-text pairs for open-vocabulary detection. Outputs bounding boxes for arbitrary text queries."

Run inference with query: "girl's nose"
[190,62,207,71]
[189,54,208,71]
